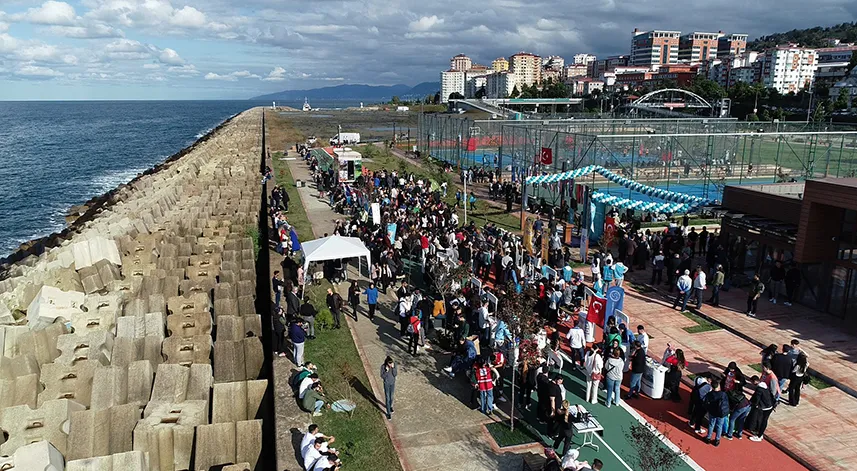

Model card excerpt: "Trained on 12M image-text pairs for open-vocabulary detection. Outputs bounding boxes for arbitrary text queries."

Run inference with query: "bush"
[315,308,335,330]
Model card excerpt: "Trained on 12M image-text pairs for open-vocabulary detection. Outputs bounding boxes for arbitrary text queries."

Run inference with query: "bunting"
[590,191,691,214]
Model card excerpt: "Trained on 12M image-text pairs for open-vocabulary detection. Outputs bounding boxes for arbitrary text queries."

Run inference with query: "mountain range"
[251,82,440,101]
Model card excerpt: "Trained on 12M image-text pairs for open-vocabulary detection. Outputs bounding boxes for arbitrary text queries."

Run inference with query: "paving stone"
[0,440,64,471]
[66,450,150,471]
[67,403,140,460]
[0,398,86,456]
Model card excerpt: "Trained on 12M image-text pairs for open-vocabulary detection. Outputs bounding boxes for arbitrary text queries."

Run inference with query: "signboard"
[371,203,381,225]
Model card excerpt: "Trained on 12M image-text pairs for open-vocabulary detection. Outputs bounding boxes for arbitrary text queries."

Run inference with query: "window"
[702,46,708,59]
[662,45,670,63]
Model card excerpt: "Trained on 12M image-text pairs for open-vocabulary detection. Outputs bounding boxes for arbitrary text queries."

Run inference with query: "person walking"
[651,250,665,285]
[626,341,646,400]
[289,319,307,365]
[690,266,707,310]
[347,281,360,322]
[672,270,692,311]
[364,282,379,320]
[604,348,624,408]
[708,264,725,307]
[584,346,604,404]
[746,274,765,317]
[380,356,397,420]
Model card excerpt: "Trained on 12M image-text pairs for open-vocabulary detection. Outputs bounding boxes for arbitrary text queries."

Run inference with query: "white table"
[571,406,604,452]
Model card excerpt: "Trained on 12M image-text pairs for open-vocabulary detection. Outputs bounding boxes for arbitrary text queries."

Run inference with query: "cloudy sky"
[0,0,855,100]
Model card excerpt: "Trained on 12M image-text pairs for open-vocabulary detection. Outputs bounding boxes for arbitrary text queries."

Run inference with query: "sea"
[0,99,360,259]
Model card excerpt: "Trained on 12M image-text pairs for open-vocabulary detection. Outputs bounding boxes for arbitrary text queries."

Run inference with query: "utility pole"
[806,89,814,122]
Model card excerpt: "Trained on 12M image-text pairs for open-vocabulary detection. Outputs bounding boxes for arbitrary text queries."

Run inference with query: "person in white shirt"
[303,437,338,471]
[690,265,707,310]
[477,300,491,344]
[584,346,604,404]
[635,325,649,355]
[568,324,586,368]
[300,424,334,457]
[299,374,319,399]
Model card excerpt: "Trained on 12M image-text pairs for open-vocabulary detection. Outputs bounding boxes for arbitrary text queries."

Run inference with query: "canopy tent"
[301,236,372,291]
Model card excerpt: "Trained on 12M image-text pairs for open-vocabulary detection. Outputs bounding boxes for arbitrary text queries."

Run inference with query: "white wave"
[91,167,150,194]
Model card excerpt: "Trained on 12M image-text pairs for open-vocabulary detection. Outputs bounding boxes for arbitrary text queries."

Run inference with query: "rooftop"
[730,182,805,199]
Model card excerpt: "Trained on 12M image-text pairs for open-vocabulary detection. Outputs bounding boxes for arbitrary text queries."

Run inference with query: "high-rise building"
[450,54,472,71]
[593,55,629,77]
[464,68,492,98]
[717,33,748,57]
[510,52,542,86]
[440,70,465,102]
[631,29,680,66]
[573,54,597,66]
[542,55,565,70]
[679,32,721,63]
[492,57,509,72]
[563,64,588,81]
[815,45,857,86]
[486,71,518,98]
[758,46,818,94]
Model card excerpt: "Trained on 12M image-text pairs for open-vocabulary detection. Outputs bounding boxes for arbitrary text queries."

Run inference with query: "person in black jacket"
[770,345,793,399]
[518,359,541,411]
[704,381,729,446]
[688,374,712,433]
[626,341,646,400]
[747,377,776,441]
[552,401,578,455]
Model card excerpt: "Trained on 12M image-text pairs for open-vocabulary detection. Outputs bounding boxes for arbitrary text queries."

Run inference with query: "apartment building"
[717,33,748,57]
[631,29,680,66]
[450,54,472,71]
[486,71,518,98]
[510,52,542,86]
[573,54,597,66]
[815,46,857,86]
[563,64,588,80]
[542,55,565,70]
[706,52,759,88]
[758,46,819,94]
[464,68,492,98]
[492,57,509,72]
[593,55,629,77]
[440,70,465,102]
[679,32,721,63]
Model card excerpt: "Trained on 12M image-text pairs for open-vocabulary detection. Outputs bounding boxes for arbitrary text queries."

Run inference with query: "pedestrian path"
[620,269,857,471]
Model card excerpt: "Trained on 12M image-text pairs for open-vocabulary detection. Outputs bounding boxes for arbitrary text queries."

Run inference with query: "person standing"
[364,282,379,320]
[326,288,343,329]
[289,319,306,365]
[690,266,707,310]
[651,250,665,285]
[568,322,586,368]
[300,299,317,340]
[708,264,725,307]
[746,274,765,317]
[273,307,288,358]
[704,381,729,446]
[748,378,776,442]
[768,260,786,304]
[666,253,681,291]
[725,379,752,440]
[472,358,496,415]
[788,351,809,407]
[347,281,361,322]
[272,271,285,308]
[584,346,604,404]
[604,348,624,408]
[784,263,801,306]
[407,310,421,356]
[380,356,397,420]
[627,341,646,399]
[552,401,576,455]
[672,269,692,312]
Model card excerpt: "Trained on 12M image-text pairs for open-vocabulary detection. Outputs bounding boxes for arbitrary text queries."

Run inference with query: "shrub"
[315,308,335,330]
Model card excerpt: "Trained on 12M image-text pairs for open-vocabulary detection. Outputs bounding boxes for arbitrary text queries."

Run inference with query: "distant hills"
[749,22,857,50]
[251,82,440,101]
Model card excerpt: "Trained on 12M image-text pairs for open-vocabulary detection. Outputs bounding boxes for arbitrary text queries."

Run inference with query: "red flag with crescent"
[586,295,607,327]
[540,147,553,165]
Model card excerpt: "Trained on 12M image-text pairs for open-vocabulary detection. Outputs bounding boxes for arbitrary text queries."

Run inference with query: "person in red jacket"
[407,312,421,356]
[471,357,496,415]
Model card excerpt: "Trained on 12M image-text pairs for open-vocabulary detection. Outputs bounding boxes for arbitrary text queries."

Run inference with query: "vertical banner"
[387,223,397,245]
[371,203,381,225]
[604,286,625,331]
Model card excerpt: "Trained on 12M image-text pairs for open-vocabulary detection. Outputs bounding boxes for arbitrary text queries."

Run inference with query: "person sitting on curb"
[301,382,330,417]
[300,423,335,457]
[302,436,340,471]
[290,362,317,392]
[443,336,478,378]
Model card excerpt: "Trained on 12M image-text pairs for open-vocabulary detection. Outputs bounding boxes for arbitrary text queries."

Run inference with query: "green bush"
[315,308,335,330]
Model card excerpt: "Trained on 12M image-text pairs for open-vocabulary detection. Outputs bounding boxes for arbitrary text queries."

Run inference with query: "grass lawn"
[271,151,314,242]
[485,421,542,448]
[680,311,722,334]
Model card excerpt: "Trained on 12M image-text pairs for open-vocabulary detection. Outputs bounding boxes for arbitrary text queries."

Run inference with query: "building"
[542,55,565,70]
[440,70,465,102]
[631,29,681,66]
[707,53,759,88]
[573,54,597,66]
[718,179,857,332]
[486,71,517,98]
[450,54,472,71]
[492,57,509,72]
[729,66,757,86]
[717,33,748,57]
[563,64,588,80]
[568,78,604,96]
[464,68,492,98]
[542,67,562,83]
[679,32,722,63]
[510,52,542,86]
[758,46,818,94]
[594,55,630,77]
[815,46,857,86]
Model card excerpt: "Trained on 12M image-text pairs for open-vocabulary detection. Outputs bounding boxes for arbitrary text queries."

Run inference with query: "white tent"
[301,235,372,284]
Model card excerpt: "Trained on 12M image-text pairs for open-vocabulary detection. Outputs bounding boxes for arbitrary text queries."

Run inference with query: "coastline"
[0,112,240,274]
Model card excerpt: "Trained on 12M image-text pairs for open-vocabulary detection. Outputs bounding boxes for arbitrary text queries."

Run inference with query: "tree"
[687,77,726,102]
[391,96,400,104]
[475,86,487,99]
[426,261,470,310]
[448,92,464,100]
[433,92,441,104]
[510,85,520,98]
[835,87,849,110]
[625,417,688,471]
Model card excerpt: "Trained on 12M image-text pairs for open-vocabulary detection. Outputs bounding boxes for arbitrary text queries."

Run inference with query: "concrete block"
[110,337,141,368]
[0,440,64,471]
[236,280,253,299]
[162,276,180,298]
[149,363,212,404]
[94,259,121,285]
[166,293,210,316]
[90,365,127,411]
[55,331,114,366]
[66,450,150,471]
[72,236,122,269]
[39,359,100,407]
[213,282,236,300]
[239,268,255,282]
[0,353,40,380]
[179,279,213,297]
[134,400,207,471]
[148,293,166,315]
[79,265,106,294]
[223,464,252,471]
[213,337,262,383]
[116,312,165,339]
[193,420,262,471]
[0,373,39,409]
[165,312,212,338]
[216,315,262,341]
[162,335,211,366]
[212,380,266,424]
[26,285,85,330]
[127,360,154,408]
[67,403,140,460]
[13,322,68,366]
[0,300,17,325]
[141,275,164,296]
[237,295,255,317]
[0,398,86,456]
[123,297,148,318]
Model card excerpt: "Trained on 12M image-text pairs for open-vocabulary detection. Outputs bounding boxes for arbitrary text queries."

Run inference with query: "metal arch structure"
[631,88,713,109]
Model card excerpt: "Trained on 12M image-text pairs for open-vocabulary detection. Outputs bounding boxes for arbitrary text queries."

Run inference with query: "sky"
[0,0,855,100]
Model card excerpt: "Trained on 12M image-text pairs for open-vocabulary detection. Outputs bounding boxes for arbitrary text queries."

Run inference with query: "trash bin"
[641,358,668,399]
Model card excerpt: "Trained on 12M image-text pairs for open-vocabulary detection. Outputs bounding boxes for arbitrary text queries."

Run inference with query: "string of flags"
[524,165,715,206]
[590,192,691,214]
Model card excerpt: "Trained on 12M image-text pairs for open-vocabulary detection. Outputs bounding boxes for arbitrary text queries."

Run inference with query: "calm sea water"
[0,100,367,258]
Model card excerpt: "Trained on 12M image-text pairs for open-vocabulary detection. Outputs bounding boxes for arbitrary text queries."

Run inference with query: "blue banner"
[604,286,625,331]
[387,223,397,245]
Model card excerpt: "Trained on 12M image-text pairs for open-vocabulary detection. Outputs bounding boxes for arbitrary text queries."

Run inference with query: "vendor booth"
[300,236,372,296]
[334,148,363,183]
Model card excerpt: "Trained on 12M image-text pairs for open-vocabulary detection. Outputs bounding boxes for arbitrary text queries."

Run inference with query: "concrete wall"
[722,185,803,225]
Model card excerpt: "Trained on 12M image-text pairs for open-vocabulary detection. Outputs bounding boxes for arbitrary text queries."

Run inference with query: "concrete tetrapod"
[66,450,150,471]
[0,439,64,471]
[0,398,86,456]
[194,419,262,471]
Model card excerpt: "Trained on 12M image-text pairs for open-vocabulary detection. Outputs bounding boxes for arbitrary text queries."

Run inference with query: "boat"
[302,98,311,112]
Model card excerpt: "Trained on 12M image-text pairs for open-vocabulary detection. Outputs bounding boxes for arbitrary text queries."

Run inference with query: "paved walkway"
[618,267,857,471]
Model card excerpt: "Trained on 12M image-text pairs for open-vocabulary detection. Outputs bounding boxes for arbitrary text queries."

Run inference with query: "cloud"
[171,6,206,28]
[16,64,64,78]
[18,1,77,26]
[158,48,185,65]
[143,63,160,69]
[409,15,444,32]
[205,70,260,81]
[262,66,286,81]
[46,23,123,38]
[168,64,198,76]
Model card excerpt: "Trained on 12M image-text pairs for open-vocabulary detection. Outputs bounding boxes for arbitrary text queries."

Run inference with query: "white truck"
[330,132,360,146]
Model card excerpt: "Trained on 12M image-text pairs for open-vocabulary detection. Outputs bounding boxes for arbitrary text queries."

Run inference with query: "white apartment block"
[440,70,465,102]
[573,54,597,65]
[450,54,472,71]
[758,47,818,94]
[464,69,492,98]
[486,71,518,98]
[542,55,565,69]
[730,66,757,85]
[563,64,588,80]
[510,52,542,86]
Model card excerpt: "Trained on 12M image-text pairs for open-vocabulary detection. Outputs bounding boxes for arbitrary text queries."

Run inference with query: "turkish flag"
[586,295,607,327]
[540,147,553,165]
[466,138,477,152]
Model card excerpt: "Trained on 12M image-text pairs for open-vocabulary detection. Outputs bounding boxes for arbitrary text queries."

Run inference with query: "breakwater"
[0,107,272,470]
